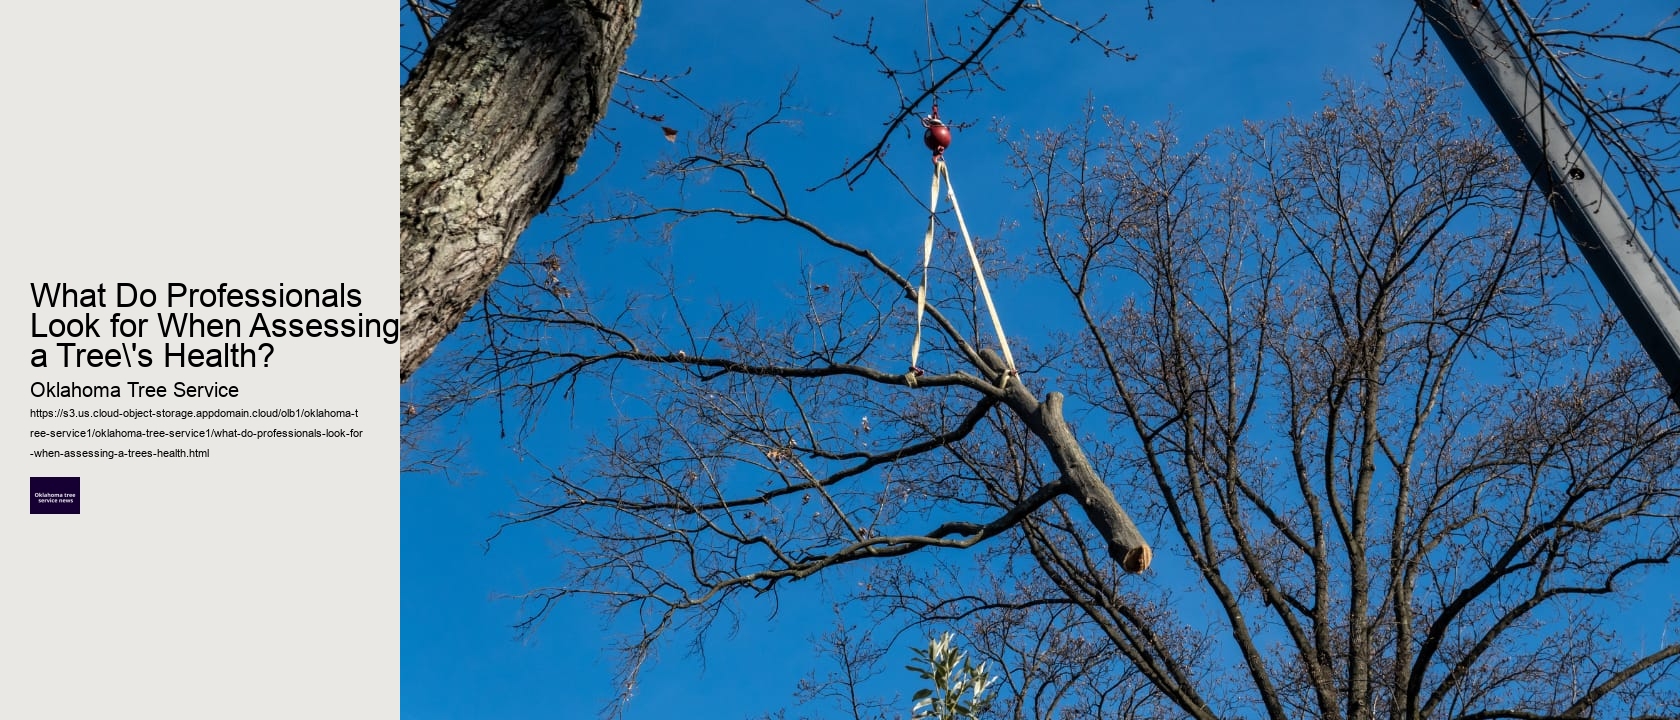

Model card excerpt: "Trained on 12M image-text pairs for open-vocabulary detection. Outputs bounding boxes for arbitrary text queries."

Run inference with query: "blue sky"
[400,3,1676,718]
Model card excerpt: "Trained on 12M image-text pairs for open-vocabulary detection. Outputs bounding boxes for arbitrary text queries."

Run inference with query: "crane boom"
[1416,0,1680,402]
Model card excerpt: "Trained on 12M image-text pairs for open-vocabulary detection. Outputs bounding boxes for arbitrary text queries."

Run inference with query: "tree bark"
[981,349,1153,572]
[400,0,641,380]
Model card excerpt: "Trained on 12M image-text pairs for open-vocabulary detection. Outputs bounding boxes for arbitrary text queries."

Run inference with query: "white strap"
[909,165,942,372]
[940,160,1017,374]
[907,159,1017,378]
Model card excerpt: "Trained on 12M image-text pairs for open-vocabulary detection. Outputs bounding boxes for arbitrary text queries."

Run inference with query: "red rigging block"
[923,121,952,154]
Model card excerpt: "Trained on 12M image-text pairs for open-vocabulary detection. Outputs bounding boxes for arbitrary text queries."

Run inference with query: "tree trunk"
[400,0,641,380]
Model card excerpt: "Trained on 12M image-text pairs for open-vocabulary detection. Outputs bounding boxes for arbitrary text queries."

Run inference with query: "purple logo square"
[30,476,80,514]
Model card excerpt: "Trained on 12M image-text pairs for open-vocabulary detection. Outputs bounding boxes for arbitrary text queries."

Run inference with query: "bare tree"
[409,55,1680,720]
[1007,69,1680,719]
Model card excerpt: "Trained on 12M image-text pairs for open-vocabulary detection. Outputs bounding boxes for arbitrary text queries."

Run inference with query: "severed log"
[979,349,1153,572]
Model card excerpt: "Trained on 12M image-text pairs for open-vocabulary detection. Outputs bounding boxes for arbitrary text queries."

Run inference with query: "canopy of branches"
[408,57,1680,718]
